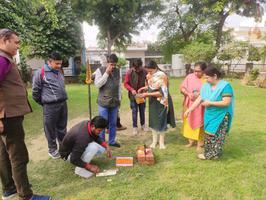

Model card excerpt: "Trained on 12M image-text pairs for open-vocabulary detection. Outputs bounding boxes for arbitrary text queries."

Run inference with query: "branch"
[175,5,198,42]
[113,32,122,42]
[175,5,187,41]
[186,23,198,39]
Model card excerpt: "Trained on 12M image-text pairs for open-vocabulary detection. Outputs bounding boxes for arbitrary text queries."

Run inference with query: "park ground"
[2,78,266,200]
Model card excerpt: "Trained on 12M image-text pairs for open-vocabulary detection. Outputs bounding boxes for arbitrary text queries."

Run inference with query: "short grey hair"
[0,29,18,41]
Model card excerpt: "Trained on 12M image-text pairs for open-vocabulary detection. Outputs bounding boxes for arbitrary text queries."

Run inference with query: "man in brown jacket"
[0,29,50,200]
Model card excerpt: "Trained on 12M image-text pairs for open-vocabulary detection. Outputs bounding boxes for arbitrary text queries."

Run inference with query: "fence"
[222,63,266,73]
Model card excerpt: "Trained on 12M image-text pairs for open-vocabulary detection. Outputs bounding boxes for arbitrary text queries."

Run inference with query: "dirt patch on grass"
[27,116,87,162]
[27,111,158,162]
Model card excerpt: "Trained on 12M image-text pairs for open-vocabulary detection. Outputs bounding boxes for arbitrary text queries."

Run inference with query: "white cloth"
[74,142,105,179]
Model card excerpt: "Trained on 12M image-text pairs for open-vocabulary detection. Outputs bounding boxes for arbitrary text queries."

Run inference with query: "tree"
[71,0,162,55]
[260,44,266,68]
[206,0,265,50]
[159,0,265,61]
[28,1,82,60]
[117,57,127,68]
[0,0,82,61]
[248,44,261,62]
[0,0,34,38]
[217,41,249,73]
[159,0,213,61]
[181,41,216,64]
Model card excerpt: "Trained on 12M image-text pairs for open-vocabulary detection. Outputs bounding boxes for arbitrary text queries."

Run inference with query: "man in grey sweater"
[94,54,121,147]
[32,52,68,159]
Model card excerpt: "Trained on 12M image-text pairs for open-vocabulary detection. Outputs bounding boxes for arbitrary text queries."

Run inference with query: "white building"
[86,43,148,68]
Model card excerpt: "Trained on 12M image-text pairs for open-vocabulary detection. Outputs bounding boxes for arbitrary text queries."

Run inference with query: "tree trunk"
[215,11,230,51]
[107,30,112,56]
[107,40,112,56]
[106,29,121,56]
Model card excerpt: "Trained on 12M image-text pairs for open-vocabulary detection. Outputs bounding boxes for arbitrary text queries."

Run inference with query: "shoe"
[2,188,17,200]
[197,153,206,160]
[141,125,150,132]
[75,167,94,179]
[48,150,60,159]
[117,126,127,131]
[133,127,138,136]
[109,142,121,148]
[30,194,51,200]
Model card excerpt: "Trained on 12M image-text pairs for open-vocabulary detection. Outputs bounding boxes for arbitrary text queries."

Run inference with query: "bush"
[79,73,86,84]
[19,53,31,84]
[250,69,260,81]
[225,72,245,79]
[78,65,87,84]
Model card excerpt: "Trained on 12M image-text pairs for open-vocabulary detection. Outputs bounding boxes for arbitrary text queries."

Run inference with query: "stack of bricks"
[136,145,155,165]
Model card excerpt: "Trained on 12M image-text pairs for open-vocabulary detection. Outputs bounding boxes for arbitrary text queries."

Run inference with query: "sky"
[83,14,266,48]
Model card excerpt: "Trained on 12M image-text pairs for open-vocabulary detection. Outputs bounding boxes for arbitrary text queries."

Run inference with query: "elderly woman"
[138,61,175,149]
[180,62,207,151]
[185,66,234,159]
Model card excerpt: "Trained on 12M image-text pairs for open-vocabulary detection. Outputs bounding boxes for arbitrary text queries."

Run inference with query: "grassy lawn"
[10,78,266,199]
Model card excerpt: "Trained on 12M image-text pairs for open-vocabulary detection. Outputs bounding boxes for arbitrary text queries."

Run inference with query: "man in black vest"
[94,54,121,147]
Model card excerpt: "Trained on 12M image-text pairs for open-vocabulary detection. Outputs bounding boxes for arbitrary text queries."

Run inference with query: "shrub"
[250,69,260,81]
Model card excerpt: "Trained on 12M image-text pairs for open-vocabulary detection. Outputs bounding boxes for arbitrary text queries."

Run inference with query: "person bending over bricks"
[59,116,112,178]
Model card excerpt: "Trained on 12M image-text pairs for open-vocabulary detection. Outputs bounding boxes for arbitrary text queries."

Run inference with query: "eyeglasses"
[194,70,203,73]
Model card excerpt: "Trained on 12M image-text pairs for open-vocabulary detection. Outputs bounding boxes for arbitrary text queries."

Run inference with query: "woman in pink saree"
[180,62,207,151]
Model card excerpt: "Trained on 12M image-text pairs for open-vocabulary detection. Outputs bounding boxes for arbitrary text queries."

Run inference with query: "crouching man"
[59,116,112,178]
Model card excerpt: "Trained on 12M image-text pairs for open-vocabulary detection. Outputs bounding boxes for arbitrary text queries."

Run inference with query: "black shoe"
[117,126,127,131]
[2,188,17,200]
[109,142,121,148]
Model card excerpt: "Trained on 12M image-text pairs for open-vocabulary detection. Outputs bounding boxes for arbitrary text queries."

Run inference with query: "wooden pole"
[85,61,92,120]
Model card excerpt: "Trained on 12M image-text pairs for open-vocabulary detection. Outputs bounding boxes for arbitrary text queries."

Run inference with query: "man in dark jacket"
[32,52,68,159]
[0,28,50,200]
[59,116,112,178]
[124,58,148,135]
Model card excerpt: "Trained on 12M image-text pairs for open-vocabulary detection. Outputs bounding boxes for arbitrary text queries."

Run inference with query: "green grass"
[10,79,266,199]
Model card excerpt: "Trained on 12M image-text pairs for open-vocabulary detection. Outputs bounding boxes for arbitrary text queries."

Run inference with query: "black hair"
[194,61,207,71]
[145,60,158,69]
[49,52,62,60]
[204,66,223,79]
[0,29,18,41]
[107,54,118,63]
[132,58,143,68]
[91,116,108,129]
